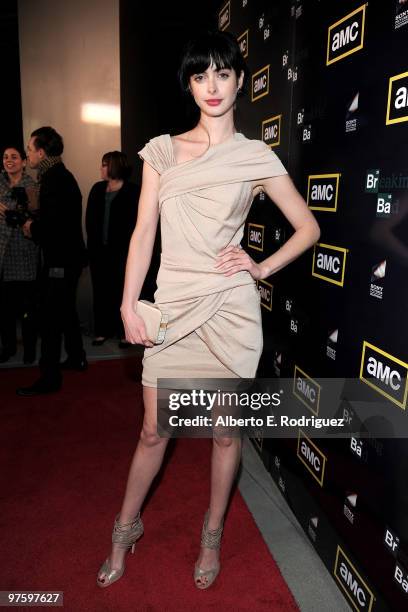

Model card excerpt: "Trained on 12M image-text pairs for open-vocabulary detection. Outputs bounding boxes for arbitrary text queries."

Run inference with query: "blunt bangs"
[178,30,249,94]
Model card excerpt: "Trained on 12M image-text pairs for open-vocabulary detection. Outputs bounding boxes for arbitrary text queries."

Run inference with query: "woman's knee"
[140,423,165,447]
[212,434,241,449]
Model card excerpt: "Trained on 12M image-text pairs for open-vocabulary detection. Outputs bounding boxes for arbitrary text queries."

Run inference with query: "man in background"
[17,126,87,396]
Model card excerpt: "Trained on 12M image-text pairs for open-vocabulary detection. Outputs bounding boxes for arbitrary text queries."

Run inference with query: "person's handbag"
[136,300,168,344]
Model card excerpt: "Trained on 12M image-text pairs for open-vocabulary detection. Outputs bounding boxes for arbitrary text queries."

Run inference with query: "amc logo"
[359,341,408,410]
[334,546,375,611]
[307,174,340,212]
[247,223,264,252]
[237,30,248,58]
[256,279,273,311]
[218,1,230,31]
[312,243,347,286]
[327,5,367,66]
[293,365,321,416]
[386,71,408,125]
[252,65,269,102]
[262,115,281,147]
[296,430,327,487]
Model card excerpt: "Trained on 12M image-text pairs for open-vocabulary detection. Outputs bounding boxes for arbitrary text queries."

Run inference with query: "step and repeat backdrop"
[218,1,408,610]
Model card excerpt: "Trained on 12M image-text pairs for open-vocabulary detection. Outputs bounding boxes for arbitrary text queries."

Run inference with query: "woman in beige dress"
[97,30,320,590]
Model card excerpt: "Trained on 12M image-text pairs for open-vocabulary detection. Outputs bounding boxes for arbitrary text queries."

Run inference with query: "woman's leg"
[98,385,170,579]
[195,435,242,586]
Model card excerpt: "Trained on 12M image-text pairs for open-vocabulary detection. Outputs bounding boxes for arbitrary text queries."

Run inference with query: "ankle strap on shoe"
[112,512,143,547]
[201,510,224,550]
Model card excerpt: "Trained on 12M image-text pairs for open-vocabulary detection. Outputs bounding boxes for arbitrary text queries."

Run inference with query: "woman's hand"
[120,305,154,348]
[215,245,265,280]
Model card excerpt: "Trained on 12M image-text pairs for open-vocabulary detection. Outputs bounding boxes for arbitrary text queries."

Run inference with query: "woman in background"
[0,145,39,363]
[86,152,139,347]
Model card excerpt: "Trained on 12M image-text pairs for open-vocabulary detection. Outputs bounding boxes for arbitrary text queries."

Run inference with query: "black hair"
[2,144,27,161]
[102,151,132,180]
[31,126,64,156]
[177,29,250,97]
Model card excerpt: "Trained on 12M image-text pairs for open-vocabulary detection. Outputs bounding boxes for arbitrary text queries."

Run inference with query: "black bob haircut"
[31,126,64,156]
[177,30,250,97]
[102,151,132,180]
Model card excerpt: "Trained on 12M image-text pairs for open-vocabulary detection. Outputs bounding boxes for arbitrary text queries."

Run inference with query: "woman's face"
[3,148,25,176]
[100,159,109,180]
[189,61,244,117]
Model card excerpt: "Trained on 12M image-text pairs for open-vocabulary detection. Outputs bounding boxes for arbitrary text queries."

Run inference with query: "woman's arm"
[120,162,160,346]
[216,174,320,279]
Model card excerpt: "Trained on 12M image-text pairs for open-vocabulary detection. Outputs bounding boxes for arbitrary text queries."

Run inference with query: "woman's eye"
[193,75,203,82]
[219,72,230,78]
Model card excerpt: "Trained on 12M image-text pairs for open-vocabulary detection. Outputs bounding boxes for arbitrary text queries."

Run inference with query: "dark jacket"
[85,180,139,263]
[30,162,86,269]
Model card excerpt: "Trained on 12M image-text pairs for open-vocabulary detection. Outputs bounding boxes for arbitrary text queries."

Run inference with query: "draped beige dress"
[137,132,288,387]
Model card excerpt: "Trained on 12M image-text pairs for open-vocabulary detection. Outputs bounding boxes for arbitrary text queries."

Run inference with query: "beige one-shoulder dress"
[137,132,288,387]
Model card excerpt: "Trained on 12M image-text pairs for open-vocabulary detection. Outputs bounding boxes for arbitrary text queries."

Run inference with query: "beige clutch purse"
[136,300,168,344]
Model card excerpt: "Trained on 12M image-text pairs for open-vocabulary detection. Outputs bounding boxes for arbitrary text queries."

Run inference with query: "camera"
[4,187,34,228]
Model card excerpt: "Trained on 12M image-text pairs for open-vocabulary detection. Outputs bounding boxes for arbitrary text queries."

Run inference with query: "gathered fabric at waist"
[154,255,255,304]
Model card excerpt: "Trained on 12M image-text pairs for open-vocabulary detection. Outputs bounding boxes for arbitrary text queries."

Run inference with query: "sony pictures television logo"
[333,546,375,611]
[327,329,338,360]
[343,492,358,525]
[386,71,408,125]
[326,5,367,66]
[308,516,319,542]
[369,260,386,299]
[359,341,408,410]
[394,0,408,29]
[273,351,282,376]
[345,92,359,133]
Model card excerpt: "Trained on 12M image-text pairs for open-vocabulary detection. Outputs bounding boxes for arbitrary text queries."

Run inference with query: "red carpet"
[1,359,299,611]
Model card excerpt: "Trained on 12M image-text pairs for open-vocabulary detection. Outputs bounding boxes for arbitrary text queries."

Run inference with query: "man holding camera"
[17,127,87,396]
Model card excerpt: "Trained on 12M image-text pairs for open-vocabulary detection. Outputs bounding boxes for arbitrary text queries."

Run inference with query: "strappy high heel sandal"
[97,512,144,588]
[194,509,224,589]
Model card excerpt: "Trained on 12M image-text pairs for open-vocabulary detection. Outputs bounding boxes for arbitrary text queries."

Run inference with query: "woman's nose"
[207,76,217,93]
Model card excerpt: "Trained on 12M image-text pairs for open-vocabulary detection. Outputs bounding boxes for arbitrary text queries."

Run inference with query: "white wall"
[18,0,121,330]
